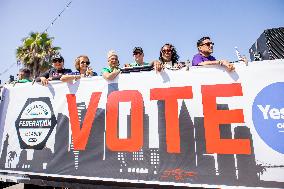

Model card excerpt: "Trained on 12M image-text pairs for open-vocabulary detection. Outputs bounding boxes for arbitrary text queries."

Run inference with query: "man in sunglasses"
[127,47,150,67]
[192,36,235,72]
[36,54,72,86]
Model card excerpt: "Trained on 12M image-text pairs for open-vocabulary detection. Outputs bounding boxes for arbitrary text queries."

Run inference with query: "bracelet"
[218,60,223,66]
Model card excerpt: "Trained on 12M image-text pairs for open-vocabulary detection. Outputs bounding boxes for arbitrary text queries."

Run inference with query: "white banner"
[0,60,284,188]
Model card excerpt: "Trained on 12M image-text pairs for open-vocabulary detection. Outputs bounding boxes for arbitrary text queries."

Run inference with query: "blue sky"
[0,0,283,82]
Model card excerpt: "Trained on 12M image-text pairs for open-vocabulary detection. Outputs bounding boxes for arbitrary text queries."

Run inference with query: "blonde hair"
[107,50,118,60]
[74,55,90,71]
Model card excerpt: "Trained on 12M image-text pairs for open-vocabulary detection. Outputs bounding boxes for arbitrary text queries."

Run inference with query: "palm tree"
[16,32,61,78]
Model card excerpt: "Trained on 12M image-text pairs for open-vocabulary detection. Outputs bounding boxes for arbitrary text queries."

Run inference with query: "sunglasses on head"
[80,61,90,65]
[52,58,63,63]
[200,42,214,47]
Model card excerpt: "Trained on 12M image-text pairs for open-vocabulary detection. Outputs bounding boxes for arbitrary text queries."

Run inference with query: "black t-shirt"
[36,68,72,81]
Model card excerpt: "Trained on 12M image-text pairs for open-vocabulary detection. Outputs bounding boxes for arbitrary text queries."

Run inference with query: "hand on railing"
[220,60,235,72]
[152,60,163,72]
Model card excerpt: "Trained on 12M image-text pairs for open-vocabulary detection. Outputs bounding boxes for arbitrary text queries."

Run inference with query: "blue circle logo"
[252,82,284,154]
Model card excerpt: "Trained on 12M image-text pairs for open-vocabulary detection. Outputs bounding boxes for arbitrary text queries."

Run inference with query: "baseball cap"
[133,47,143,54]
[51,54,64,62]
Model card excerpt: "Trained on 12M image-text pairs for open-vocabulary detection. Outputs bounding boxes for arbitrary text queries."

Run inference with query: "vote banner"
[0,60,284,188]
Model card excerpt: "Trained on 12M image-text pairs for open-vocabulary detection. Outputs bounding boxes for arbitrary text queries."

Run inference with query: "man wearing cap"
[128,47,150,67]
[36,54,72,86]
[102,50,121,80]
[192,36,235,72]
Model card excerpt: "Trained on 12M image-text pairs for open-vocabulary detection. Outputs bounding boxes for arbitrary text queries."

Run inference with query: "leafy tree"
[16,32,61,77]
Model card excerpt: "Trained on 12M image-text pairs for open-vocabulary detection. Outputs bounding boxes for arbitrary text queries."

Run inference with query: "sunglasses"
[133,51,142,55]
[200,42,214,47]
[52,58,63,63]
[80,61,90,65]
[162,49,172,53]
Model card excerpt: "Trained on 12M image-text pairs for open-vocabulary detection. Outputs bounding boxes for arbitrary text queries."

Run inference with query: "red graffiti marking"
[161,168,197,181]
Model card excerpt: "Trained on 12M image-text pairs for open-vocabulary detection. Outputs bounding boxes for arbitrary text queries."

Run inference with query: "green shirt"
[17,79,32,83]
[129,62,149,67]
[101,67,114,74]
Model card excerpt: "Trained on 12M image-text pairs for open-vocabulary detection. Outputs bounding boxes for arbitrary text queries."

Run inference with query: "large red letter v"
[66,92,102,150]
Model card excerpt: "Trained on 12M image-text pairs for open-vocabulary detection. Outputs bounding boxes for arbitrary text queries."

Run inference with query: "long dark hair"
[159,43,179,64]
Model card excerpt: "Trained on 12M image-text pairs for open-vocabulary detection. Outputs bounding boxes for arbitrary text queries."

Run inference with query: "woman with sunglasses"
[192,36,235,71]
[61,55,97,82]
[36,54,72,86]
[152,43,184,72]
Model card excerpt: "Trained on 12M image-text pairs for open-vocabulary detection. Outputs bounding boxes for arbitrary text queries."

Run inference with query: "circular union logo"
[15,97,56,149]
[252,82,284,154]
